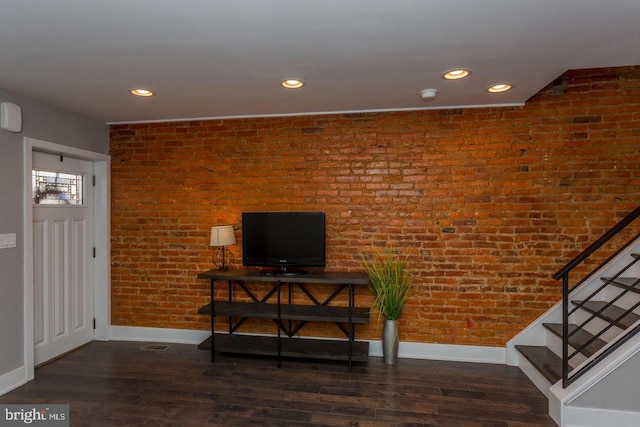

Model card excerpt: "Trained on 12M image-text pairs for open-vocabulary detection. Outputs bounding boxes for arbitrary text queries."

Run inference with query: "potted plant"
[360,249,412,365]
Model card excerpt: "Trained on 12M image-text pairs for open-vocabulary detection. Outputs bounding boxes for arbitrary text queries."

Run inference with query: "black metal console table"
[197,269,370,370]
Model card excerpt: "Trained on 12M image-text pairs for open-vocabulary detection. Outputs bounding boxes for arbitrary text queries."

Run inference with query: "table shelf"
[197,301,370,324]
[197,334,369,362]
[197,269,371,370]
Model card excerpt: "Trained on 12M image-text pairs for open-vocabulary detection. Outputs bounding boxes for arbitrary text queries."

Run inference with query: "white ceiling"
[1,0,639,124]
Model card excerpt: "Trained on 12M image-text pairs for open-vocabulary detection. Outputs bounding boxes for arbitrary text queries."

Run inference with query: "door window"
[32,169,84,205]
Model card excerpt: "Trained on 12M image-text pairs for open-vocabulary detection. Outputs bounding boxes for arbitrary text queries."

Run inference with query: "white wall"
[571,350,640,412]
[0,87,107,388]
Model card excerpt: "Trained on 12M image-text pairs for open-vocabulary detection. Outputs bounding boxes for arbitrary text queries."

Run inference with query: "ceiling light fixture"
[487,83,512,93]
[129,88,155,97]
[443,69,470,80]
[280,78,304,89]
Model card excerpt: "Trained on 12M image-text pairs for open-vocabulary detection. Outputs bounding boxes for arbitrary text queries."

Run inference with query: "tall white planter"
[382,319,399,365]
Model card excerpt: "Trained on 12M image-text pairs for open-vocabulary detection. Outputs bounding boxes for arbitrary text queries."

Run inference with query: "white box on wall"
[1,102,22,133]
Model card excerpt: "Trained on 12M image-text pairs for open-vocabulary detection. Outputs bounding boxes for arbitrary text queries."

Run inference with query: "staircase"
[507,206,640,427]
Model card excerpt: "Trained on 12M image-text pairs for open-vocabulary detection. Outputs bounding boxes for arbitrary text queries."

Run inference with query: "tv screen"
[242,211,326,272]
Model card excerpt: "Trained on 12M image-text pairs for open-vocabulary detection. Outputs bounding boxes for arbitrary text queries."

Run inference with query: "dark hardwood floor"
[0,341,556,426]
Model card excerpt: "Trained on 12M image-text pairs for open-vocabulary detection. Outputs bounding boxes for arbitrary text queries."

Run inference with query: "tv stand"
[196,269,370,371]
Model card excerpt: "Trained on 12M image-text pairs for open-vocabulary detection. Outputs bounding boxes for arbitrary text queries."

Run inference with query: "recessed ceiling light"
[129,88,155,97]
[280,78,304,89]
[487,83,512,93]
[443,69,470,80]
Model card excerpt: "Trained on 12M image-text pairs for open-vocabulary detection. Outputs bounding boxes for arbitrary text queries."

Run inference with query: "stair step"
[573,300,640,330]
[515,345,565,384]
[542,323,607,357]
[601,276,640,293]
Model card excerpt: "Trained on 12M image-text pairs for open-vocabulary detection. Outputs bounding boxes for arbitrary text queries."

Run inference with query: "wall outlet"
[0,233,17,249]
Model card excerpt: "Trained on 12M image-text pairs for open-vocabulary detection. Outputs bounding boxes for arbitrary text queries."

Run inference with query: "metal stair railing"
[553,205,640,388]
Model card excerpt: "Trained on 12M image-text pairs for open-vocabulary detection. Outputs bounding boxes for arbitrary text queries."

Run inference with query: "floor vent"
[139,344,171,352]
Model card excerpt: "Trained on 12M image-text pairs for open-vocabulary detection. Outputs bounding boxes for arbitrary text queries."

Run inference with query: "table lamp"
[210,225,236,270]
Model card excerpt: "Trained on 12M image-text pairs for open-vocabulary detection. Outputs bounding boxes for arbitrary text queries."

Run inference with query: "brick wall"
[110,66,640,346]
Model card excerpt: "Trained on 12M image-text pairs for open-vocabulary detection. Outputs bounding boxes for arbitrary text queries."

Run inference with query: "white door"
[32,151,94,365]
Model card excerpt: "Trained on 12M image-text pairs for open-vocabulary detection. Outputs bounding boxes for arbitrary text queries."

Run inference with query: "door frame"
[23,137,110,381]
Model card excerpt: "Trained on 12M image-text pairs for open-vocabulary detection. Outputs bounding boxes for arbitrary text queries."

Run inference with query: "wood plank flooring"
[0,341,556,426]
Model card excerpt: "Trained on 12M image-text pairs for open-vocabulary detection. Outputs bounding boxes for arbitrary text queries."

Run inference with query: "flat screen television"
[242,211,326,274]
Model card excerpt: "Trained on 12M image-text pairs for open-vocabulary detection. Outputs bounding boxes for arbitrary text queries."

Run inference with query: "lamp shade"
[210,225,236,247]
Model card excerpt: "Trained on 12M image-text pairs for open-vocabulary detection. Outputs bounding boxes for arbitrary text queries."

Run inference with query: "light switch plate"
[0,233,17,248]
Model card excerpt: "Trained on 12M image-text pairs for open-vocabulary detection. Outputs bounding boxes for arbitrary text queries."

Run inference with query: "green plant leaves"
[360,250,412,321]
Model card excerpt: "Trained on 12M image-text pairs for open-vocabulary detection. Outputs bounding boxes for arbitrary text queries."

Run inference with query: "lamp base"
[213,246,234,271]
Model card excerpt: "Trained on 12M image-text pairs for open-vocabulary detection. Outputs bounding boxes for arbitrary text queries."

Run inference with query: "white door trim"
[23,137,110,381]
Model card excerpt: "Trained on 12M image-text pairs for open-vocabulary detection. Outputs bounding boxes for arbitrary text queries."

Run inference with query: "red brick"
[109,66,640,347]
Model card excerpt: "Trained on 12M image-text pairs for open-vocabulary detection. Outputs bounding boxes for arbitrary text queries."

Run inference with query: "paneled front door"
[32,151,94,365]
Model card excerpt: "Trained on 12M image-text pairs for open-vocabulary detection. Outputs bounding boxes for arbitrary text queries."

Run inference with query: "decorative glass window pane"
[32,169,84,205]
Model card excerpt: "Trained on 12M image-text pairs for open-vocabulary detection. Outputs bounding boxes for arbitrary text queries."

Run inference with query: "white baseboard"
[0,365,27,397]
[400,341,505,364]
[110,326,505,364]
[109,326,209,345]
[367,340,505,364]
